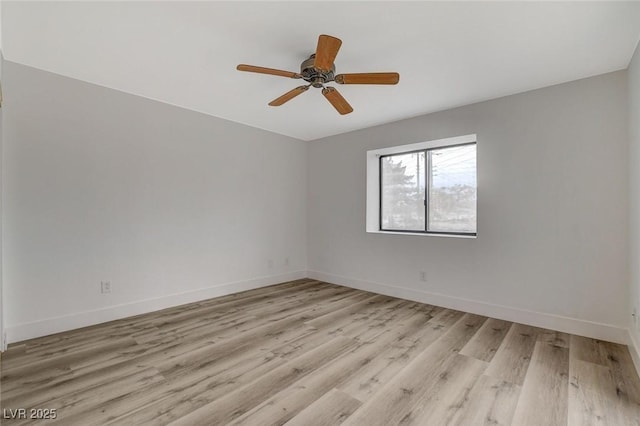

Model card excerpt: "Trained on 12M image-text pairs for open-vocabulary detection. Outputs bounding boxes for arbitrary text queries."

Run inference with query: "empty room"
[1,1,640,425]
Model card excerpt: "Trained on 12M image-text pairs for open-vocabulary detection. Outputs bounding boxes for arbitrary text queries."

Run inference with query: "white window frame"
[366,134,477,238]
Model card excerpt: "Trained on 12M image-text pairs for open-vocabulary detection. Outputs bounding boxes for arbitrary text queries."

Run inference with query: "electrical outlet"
[284,257,290,267]
[101,281,111,294]
[419,271,427,282]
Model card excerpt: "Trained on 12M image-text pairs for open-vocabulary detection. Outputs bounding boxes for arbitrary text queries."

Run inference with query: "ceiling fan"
[237,34,399,115]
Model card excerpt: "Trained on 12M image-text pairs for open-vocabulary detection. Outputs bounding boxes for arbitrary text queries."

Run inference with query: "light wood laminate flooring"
[1,279,639,425]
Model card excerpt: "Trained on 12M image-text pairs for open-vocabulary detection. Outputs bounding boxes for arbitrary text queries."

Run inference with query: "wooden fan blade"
[237,64,300,79]
[268,86,309,106]
[314,35,342,72]
[322,87,353,115]
[334,72,400,85]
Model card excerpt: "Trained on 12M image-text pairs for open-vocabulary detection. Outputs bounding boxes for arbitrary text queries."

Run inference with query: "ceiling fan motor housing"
[301,54,335,87]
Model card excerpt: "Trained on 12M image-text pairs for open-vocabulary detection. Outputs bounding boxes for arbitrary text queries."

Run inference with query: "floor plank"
[459,317,511,362]
[511,341,570,426]
[598,341,640,424]
[448,374,521,426]
[568,358,626,426]
[283,388,361,426]
[570,335,609,366]
[405,353,489,425]
[484,323,539,386]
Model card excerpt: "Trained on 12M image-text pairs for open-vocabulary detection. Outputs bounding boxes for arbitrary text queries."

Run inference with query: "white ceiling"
[3,1,640,141]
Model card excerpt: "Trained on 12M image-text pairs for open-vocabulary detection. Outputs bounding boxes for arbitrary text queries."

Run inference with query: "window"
[367,135,477,237]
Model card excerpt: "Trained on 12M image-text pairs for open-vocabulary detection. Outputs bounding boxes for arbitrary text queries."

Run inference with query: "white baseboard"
[308,270,629,345]
[6,270,307,344]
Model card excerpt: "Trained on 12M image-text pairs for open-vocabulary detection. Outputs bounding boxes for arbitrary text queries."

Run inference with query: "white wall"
[0,2,5,350]
[0,101,3,351]
[308,71,629,342]
[2,61,307,342]
[0,53,4,350]
[629,41,640,361]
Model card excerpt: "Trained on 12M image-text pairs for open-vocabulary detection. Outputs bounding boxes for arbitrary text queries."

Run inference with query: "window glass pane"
[381,152,425,231]
[428,144,477,233]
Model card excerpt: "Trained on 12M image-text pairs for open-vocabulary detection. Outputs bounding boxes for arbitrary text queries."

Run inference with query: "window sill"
[368,230,477,239]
